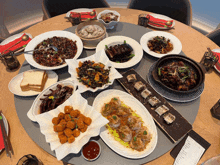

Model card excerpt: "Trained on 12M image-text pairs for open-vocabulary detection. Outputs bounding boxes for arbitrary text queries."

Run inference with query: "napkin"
[147,14,173,28]
[0,33,31,55]
[35,91,109,160]
[212,51,220,71]
[0,126,5,150]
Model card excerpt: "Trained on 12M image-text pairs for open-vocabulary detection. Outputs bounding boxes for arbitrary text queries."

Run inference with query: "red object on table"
[0,33,31,55]
[146,14,173,28]
[212,51,220,71]
[0,126,5,150]
[70,10,97,21]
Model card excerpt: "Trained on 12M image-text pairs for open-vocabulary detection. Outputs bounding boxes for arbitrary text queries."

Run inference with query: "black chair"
[42,0,110,20]
[206,28,220,47]
[127,0,192,26]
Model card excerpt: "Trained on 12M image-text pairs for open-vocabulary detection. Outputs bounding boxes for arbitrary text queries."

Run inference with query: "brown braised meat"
[39,84,73,113]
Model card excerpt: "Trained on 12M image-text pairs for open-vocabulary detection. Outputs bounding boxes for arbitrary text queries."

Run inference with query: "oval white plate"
[8,70,58,96]
[24,30,83,70]
[96,36,143,69]
[140,31,182,58]
[66,8,94,17]
[147,13,175,30]
[27,79,77,122]
[92,89,158,159]
[212,49,220,73]
[0,114,9,153]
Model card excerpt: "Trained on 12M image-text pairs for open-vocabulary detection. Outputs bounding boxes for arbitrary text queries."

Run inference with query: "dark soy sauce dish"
[81,140,101,161]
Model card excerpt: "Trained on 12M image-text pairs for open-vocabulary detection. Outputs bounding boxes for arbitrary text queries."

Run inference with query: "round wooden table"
[0,8,220,165]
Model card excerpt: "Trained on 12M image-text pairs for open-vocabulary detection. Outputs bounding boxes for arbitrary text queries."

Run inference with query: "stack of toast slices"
[20,70,48,92]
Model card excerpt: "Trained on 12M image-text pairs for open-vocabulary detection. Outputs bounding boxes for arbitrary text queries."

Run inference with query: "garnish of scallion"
[124,40,126,44]
[105,45,108,49]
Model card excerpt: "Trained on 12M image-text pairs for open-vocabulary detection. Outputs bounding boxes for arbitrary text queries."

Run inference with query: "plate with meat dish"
[140,31,182,58]
[24,30,83,70]
[93,89,158,159]
[96,36,143,69]
[27,79,77,122]
[66,49,122,93]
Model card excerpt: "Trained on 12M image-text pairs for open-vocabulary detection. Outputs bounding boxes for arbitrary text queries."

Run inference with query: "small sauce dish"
[81,140,101,161]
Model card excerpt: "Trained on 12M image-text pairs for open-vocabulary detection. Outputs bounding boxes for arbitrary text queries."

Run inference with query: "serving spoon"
[2,35,30,54]
[2,46,58,57]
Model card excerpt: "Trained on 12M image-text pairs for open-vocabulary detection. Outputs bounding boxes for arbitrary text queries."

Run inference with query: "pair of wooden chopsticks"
[0,110,14,158]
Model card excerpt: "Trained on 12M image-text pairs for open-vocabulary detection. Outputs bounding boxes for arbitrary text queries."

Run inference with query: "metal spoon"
[2,35,30,54]
[3,46,58,57]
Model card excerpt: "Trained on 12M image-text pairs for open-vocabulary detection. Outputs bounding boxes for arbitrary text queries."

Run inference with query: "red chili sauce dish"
[82,140,101,161]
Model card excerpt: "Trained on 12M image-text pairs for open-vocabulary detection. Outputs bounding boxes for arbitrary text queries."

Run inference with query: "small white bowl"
[97,10,120,29]
[81,140,101,161]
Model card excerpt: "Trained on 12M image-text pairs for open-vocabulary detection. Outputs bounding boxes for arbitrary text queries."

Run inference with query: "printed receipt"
[174,136,205,165]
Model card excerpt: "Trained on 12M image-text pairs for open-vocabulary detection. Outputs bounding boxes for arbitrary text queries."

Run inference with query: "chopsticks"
[0,110,13,158]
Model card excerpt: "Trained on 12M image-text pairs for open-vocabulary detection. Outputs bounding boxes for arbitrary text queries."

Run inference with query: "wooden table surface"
[0,8,220,165]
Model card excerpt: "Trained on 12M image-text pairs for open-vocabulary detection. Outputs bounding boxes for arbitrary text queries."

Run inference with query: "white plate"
[140,31,182,58]
[24,30,83,70]
[0,114,9,153]
[96,36,143,69]
[147,14,175,30]
[27,79,77,122]
[8,69,58,96]
[66,8,94,17]
[92,89,158,159]
[212,49,220,73]
[1,33,33,46]
[66,50,122,93]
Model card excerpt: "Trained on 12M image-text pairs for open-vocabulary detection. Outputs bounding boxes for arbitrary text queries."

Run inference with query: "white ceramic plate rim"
[8,69,58,96]
[0,33,33,46]
[24,30,83,70]
[0,114,9,153]
[96,36,143,68]
[140,31,182,58]
[92,89,158,159]
[97,9,120,28]
[212,49,220,73]
[66,8,94,17]
[27,79,77,122]
[147,13,175,29]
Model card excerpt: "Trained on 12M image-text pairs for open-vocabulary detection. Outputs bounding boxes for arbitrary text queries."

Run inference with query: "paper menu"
[174,136,205,165]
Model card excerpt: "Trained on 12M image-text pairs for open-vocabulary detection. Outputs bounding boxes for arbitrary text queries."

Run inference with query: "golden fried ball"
[64,114,72,122]
[58,112,65,119]
[56,123,65,132]
[72,129,80,137]
[64,106,73,114]
[78,114,85,121]
[64,128,73,137]
[59,135,68,144]
[52,117,60,125]
[58,131,64,137]
[70,110,80,118]
[60,119,66,124]
[76,119,84,129]
[80,124,88,133]
[53,125,58,132]
[68,135,75,143]
[66,121,76,129]
[84,117,92,126]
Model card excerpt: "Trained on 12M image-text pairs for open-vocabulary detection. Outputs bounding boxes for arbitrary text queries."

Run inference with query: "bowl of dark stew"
[152,54,205,93]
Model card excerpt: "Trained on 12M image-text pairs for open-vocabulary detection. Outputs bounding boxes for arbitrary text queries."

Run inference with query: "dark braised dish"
[33,36,77,67]
[39,84,73,114]
[158,61,197,91]
[105,41,134,63]
[148,36,173,54]
[76,60,111,89]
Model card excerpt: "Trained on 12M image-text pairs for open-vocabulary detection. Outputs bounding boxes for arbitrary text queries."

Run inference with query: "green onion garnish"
[129,54,135,58]
[158,68,161,76]
[143,131,147,135]
[124,40,126,44]
[114,98,118,100]
[105,45,108,49]
[112,116,117,120]
[116,61,120,63]
[134,137,137,141]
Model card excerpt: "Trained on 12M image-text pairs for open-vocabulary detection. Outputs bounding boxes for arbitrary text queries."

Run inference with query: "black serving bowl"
[151,54,205,94]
